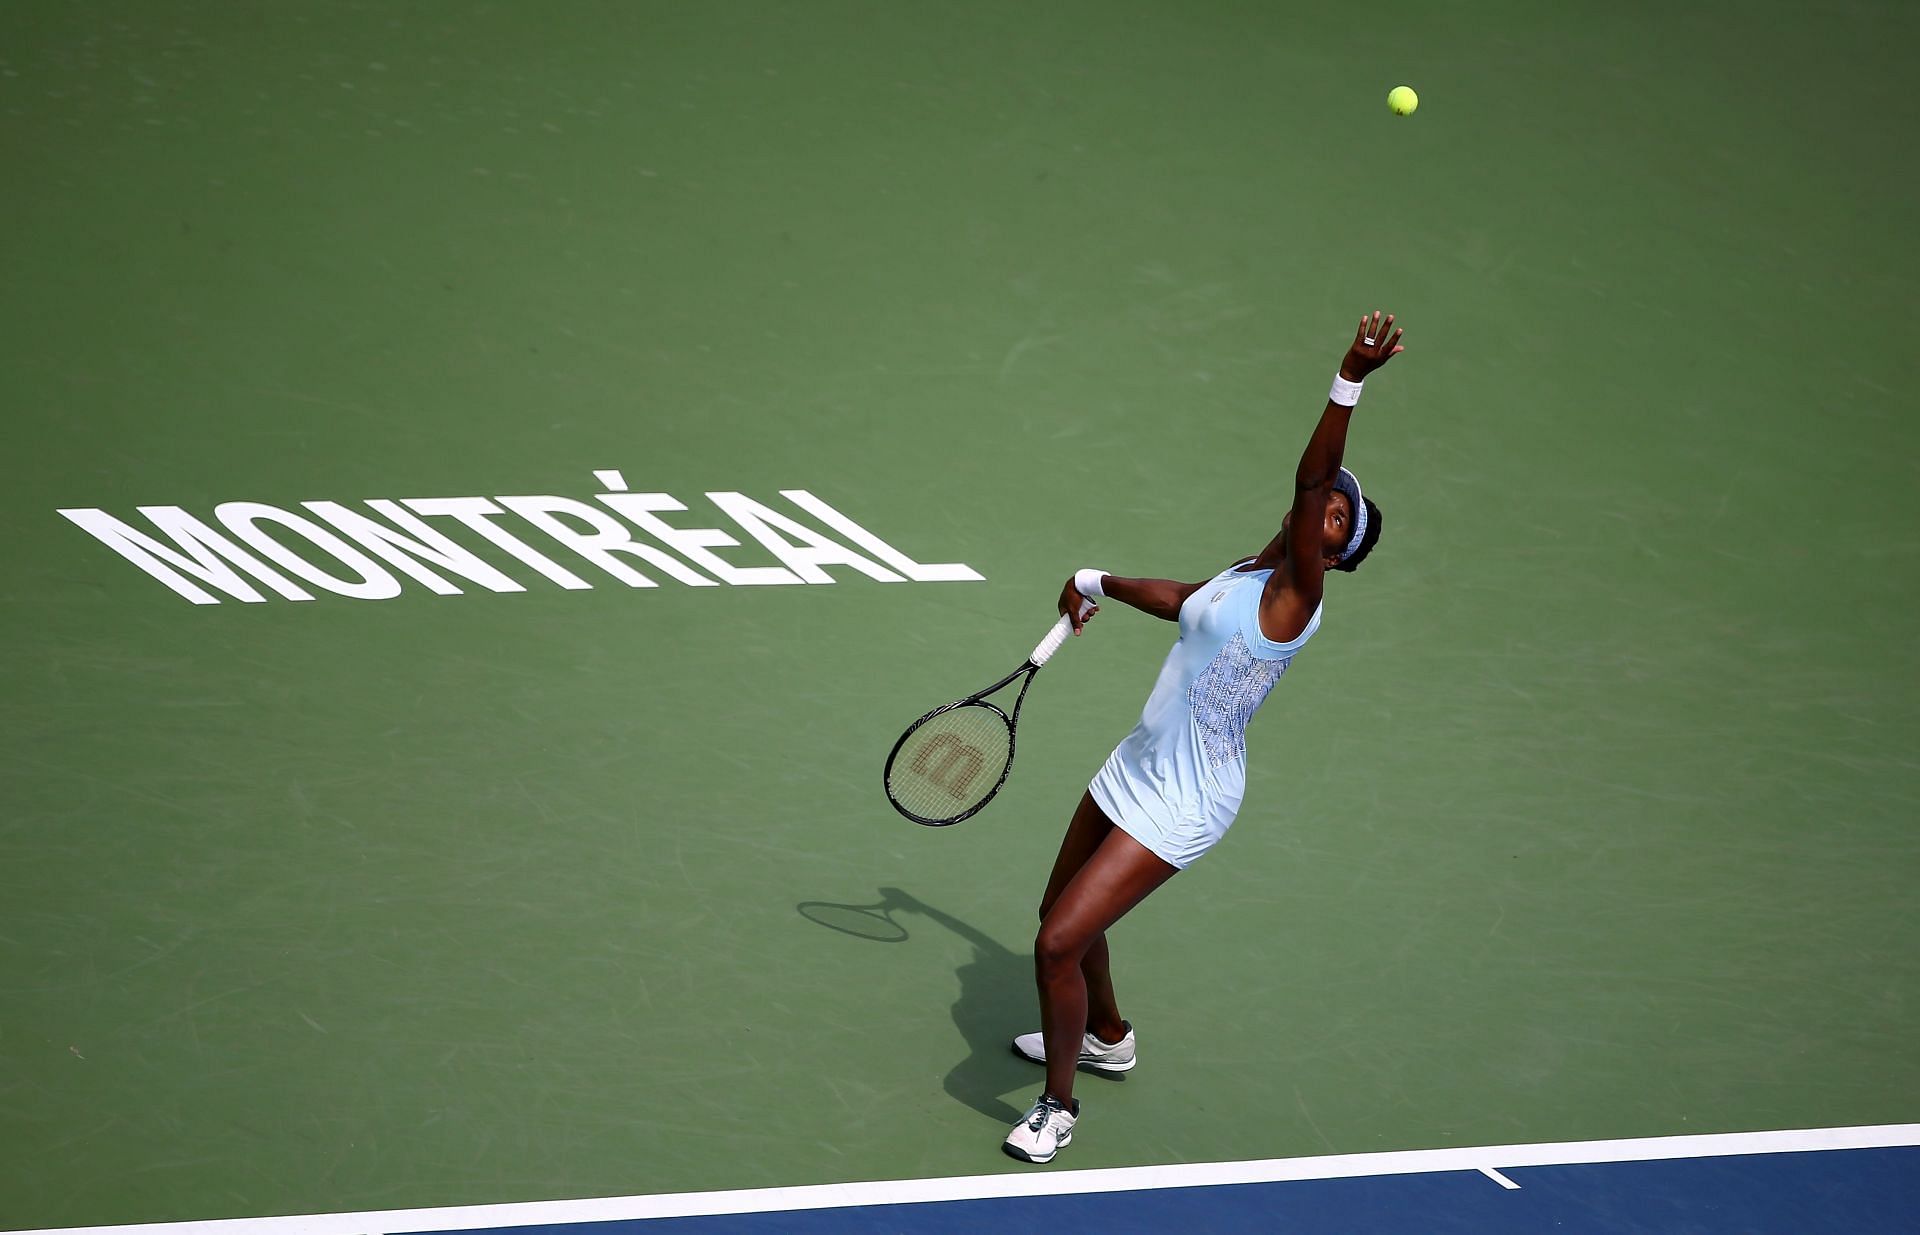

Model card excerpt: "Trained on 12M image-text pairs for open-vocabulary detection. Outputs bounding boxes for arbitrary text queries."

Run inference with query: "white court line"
[9,1123,1917,1235]
[1477,1167,1522,1190]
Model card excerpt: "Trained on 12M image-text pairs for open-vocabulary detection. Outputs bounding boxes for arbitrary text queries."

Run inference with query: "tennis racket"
[883,604,1090,827]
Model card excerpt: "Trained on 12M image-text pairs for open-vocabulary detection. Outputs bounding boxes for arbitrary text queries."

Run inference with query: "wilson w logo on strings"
[911,733,989,800]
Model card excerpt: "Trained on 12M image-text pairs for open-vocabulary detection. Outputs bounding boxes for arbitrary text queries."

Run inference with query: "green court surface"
[2,1,1917,1228]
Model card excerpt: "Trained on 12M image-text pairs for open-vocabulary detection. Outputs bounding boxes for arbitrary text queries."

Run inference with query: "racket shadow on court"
[796,886,1123,1124]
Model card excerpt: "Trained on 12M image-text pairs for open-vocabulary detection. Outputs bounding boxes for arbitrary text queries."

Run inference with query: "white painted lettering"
[496,495,715,587]
[780,490,984,582]
[57,506,314,605]
[705,492,902,584]
[401,497,594,589]
[214,502,402,600]
[592,480,802,587]
[60,485,986,606]
[304,500,525,595]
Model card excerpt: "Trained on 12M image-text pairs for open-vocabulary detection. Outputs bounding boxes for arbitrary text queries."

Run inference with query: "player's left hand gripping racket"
[884,606,1089,827]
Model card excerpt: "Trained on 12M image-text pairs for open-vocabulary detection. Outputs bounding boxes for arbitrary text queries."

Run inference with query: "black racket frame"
[882,659,1044,827]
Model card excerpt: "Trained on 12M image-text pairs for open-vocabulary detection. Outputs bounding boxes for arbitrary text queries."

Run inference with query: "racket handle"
[1029,599,1094,667]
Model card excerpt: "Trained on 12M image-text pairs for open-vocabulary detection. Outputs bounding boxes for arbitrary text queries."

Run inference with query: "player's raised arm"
[1057,571,1202,630]
[1282,312,1403,601]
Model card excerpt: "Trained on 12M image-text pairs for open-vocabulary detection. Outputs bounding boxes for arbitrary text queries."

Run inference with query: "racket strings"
[886,704,1014,822]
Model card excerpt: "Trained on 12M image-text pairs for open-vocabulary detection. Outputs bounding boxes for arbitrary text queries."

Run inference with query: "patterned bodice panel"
[1185,631,1291,769]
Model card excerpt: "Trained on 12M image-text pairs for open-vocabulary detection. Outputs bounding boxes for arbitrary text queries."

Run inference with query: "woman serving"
[1002,312,1404,1164]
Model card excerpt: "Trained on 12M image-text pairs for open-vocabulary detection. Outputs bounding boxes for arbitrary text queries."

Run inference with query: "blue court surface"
[479,1148,1914,1234]
[17,1125,1916,1235]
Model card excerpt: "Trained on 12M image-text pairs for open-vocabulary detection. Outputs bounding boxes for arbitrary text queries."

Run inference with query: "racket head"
[883,699,1017,826]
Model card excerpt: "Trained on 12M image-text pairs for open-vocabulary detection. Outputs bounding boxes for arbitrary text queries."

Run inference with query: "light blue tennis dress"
[1088,561,1321,869]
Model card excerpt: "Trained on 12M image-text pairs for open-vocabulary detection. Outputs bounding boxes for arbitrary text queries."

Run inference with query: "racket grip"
[1029,599,1093,667]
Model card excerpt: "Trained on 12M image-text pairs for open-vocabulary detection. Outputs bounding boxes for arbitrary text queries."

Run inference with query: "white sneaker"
[1002,1093,1079,1163]
[1010,1022,1136,1073]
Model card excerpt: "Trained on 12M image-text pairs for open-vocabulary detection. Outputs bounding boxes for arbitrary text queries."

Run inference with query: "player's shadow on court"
[796,887,1120,1124]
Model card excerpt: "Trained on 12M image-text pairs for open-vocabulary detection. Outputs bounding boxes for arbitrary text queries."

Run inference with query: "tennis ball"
[1388,85,1418,116]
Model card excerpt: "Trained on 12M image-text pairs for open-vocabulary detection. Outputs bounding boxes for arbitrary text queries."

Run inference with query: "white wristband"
[1329,374,1364,407]
[1074,568,1108,599]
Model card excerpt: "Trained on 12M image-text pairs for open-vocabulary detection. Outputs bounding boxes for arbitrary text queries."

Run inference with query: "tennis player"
[1001,312,1403,1163]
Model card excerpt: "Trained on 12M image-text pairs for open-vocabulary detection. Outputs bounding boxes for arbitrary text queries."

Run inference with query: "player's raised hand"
[1340,311,1405,381]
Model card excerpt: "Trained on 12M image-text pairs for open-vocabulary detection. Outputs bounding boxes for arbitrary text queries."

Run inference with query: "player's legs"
[1038,792,1127,1042]
[1034,825,1178,1106]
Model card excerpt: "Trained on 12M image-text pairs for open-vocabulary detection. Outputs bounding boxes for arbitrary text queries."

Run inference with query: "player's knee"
[1033,922,1084,974]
